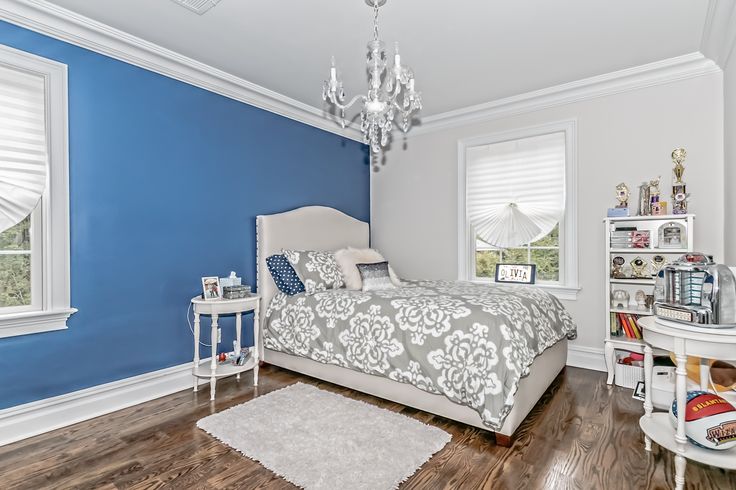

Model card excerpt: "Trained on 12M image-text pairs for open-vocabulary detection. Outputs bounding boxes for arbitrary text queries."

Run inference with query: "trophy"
[672,148,686,183]
[651,255,666,276]
[671,148,689,214]
[611,256,626,278]
[630,256,648,278]
[615,183,630,208]
[638,181,651,216]
[648,176,661,211]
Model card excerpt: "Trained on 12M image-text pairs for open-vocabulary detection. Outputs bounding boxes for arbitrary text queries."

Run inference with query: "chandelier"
[322,0,422,154]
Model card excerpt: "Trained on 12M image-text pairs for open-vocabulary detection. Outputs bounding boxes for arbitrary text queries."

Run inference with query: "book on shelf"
[610,312,643,339]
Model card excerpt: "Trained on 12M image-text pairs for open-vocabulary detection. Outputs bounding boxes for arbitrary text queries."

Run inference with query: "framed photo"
[494,264,536,285]
[201,276,222,300]
[632,381,645,401]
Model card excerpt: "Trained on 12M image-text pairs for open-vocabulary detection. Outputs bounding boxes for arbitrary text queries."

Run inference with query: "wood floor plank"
[1,365,734,489]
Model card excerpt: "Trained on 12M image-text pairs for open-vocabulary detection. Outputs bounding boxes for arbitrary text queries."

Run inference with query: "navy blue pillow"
[266,254,306,296]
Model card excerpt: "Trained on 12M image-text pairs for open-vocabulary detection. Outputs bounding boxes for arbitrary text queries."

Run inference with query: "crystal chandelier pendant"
[322,0,422,155]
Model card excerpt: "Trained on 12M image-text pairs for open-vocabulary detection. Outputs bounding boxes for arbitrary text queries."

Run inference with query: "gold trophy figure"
[672,148,686,184]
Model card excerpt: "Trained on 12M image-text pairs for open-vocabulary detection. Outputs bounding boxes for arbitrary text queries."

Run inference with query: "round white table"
[191,295,261,400]
[638,316,736,490]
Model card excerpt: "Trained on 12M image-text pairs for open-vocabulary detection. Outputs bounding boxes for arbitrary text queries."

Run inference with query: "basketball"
[670,391,736,450]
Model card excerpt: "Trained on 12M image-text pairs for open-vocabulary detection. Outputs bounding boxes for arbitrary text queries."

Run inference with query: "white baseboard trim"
[0,359,208,447]
[567,345,607,373]
[0,344,606,447]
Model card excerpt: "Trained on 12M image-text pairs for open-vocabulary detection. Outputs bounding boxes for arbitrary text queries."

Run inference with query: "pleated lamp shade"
[466,132,565,249]
[0,64,47,233]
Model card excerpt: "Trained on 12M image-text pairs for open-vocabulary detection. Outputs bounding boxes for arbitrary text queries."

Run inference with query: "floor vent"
[169,0,222,15]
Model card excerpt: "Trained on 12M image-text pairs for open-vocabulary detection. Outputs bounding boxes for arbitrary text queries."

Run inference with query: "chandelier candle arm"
[322,0,422,154]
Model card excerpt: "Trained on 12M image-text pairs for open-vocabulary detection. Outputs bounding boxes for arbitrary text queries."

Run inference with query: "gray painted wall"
[372,72,724,367]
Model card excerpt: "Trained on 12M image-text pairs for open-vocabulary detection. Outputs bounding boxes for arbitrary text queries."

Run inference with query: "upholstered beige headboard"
[256,206,370,324]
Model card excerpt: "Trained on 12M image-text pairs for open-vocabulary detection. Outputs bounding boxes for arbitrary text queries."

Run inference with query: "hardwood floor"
[1,366,734,489]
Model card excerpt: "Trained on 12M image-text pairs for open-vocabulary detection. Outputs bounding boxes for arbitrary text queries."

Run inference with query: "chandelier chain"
[373,2,379,41]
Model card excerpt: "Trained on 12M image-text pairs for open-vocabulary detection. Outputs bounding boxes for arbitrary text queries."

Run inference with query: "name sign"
[495,264,537,285]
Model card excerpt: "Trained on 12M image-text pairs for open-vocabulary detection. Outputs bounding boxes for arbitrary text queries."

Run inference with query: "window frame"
[0,44,75,338]
[457,120,579,300]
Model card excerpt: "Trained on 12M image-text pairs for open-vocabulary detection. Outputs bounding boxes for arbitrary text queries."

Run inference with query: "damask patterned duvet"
[263,280,577,430]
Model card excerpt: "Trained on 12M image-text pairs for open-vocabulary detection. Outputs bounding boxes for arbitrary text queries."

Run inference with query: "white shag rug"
[196,382,451,490]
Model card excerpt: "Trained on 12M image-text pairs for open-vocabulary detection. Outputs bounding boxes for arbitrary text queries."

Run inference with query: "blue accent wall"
[0,21,369,410]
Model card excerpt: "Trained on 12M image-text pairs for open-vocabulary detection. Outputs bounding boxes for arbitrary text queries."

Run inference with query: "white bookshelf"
[603,214,695,385]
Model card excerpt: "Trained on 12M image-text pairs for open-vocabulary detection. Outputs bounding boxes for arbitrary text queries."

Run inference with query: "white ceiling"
[46,0,709,117]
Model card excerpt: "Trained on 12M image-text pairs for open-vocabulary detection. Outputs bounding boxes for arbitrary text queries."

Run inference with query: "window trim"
[0,44,75,338]
[457,119,579,300]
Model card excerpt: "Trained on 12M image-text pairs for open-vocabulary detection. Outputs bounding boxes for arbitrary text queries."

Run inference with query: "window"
[0,215,38,311]
[458,121,578,300]
[475,224,560,282]
[0,44,74,338]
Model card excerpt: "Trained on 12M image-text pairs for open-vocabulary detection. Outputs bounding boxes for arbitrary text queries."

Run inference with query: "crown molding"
[0,1,724,145]
[700,0,736,68]
[411,52,720,137]
[0,0,363,142]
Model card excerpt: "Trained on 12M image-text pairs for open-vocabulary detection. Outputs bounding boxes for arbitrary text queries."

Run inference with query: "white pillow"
[334,247,401,290]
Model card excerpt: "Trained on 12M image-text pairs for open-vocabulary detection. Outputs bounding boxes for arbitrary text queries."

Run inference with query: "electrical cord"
[187,296,212,347]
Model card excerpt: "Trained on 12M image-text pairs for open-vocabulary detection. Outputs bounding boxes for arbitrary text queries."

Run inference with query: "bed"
[256,206,575,446]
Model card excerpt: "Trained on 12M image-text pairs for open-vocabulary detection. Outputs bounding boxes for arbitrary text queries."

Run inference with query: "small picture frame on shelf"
[632,381,645,401]
[657,221,686,249]
[201,276,222,300]
[495,264,536,284]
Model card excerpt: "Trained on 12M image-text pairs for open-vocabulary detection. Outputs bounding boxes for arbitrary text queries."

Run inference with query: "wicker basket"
[614,357,644,389]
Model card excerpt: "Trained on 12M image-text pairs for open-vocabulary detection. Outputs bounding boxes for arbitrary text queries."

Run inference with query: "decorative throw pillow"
[334,247,402,290]
[266,254,306,296]
[357,261,397,292]
[283,249,344,295]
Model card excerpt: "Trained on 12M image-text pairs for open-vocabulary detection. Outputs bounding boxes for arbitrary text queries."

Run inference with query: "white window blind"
[466,131,565,248]
[0,63,47,234]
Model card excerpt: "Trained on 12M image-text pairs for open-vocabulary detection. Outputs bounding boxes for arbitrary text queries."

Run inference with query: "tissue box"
[220,276,242,288]
[223,285,251,299]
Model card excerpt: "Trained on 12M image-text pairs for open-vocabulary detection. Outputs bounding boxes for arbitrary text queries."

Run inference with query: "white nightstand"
[191,294,261,400]
[638,316,736,490]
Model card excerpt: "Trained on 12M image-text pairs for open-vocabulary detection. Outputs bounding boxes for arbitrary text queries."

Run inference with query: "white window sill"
[0,308,77,339]
[532,283,580,301]
[469,279,580,301]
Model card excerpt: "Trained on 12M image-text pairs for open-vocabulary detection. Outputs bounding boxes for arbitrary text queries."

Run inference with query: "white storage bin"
[614,354,644,389]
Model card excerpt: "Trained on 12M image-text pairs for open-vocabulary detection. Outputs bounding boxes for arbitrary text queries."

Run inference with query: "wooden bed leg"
[495,433,514,447]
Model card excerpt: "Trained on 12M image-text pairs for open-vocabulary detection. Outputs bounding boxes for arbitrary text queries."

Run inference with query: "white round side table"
[638,316,736,490]
[191,295,261,401]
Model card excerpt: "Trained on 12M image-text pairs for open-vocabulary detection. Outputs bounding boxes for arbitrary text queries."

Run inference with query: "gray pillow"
[282,249,344,295]
[356,261,397,292]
